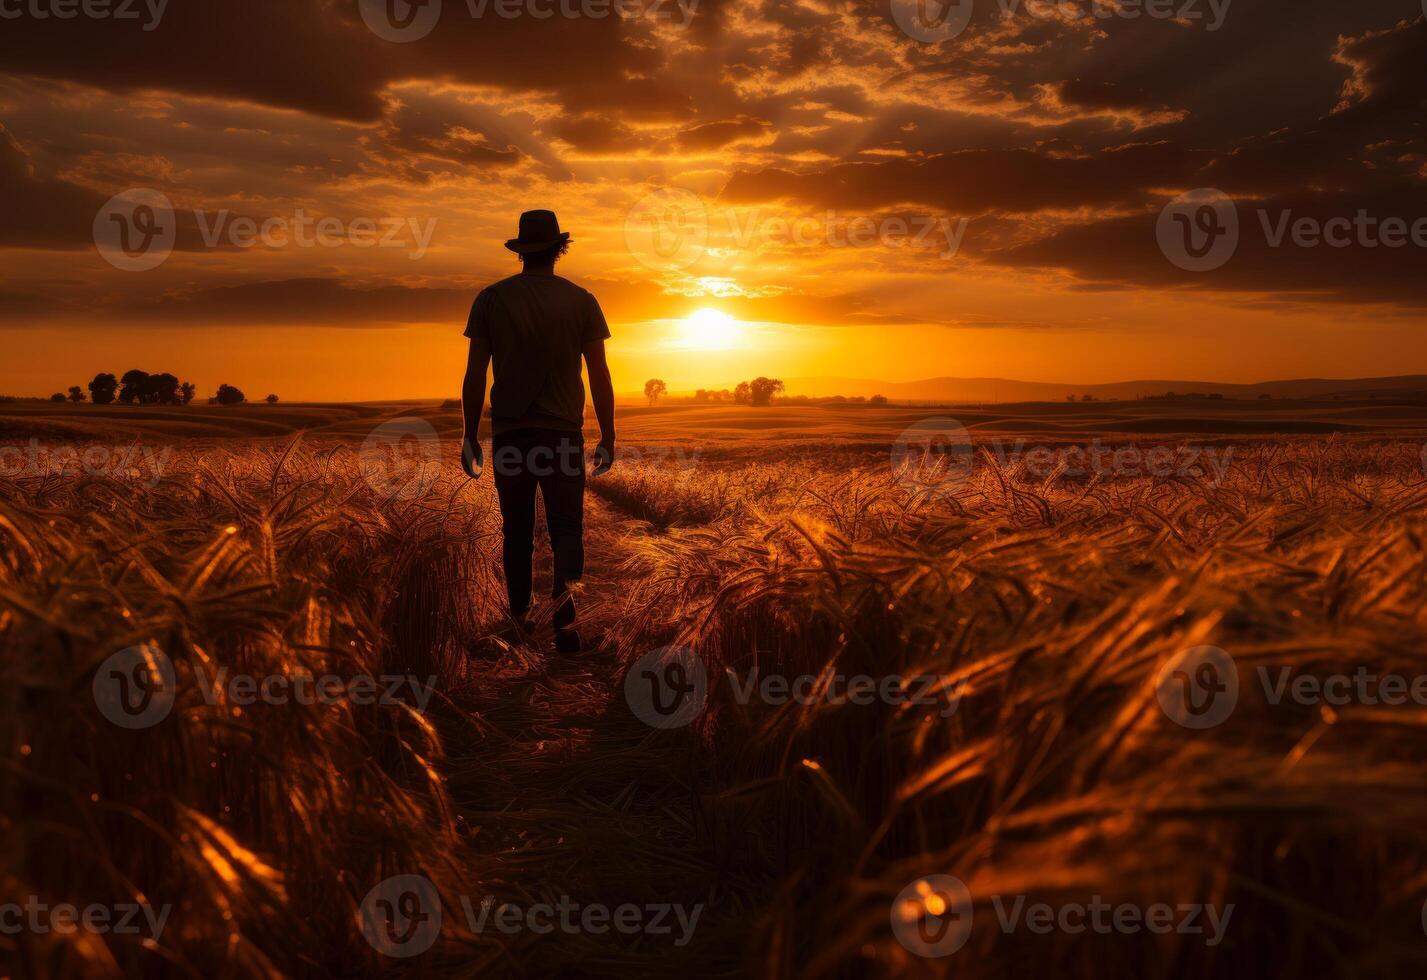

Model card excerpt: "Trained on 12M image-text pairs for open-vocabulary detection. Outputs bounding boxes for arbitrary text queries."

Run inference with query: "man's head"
[519,239,570,269]
[505,210,570,269]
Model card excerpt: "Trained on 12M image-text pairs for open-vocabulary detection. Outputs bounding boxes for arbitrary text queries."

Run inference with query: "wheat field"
[4,406,1427,977]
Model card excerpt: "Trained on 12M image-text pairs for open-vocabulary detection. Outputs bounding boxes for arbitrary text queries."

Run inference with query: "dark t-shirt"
[464,271,610,436]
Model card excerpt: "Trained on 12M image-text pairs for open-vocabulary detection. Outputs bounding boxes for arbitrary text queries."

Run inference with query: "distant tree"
[1257,394,1272,400]
[1066,394,1077,402]
[1081,394,1096,402]
[214,384,246,405]
[50,392,67,402]
[265,393,280,404]
[147,373,181,405]
[692,389,710,403]
[749,377,785,407]
[88,372,119,405]
[119,369,149,404]
[644,379,667,406]
[179,382,197,405]
[116,369,180,405]
[869,394,888,407]
[733,381,752,405]
[67,386,85,403]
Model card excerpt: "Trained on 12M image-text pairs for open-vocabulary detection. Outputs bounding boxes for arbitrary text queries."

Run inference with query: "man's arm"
[583,338,615,475]
[461,337,491,478]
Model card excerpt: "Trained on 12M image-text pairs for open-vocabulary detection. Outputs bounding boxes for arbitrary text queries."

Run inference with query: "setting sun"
[677,309,742,351]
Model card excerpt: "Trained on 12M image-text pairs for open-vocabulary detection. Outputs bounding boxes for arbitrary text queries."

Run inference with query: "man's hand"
[591,437,615,476]
[461,436,483,480]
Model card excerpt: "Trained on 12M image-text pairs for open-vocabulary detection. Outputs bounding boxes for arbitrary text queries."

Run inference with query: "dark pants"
[492,428,585,628]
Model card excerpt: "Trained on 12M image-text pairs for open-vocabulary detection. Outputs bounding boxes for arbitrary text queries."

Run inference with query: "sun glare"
[678,308,742,351]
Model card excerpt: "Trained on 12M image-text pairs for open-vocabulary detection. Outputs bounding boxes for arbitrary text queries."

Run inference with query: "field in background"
[4,401,1427,977]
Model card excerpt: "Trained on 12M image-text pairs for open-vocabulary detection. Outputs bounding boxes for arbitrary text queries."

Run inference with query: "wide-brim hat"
[505,209,571,254]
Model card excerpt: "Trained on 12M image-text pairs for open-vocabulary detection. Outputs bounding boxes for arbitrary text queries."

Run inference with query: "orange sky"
[2,4,1425,400]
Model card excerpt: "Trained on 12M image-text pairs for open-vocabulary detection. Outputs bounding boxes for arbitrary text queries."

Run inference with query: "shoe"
[554,629,581,654]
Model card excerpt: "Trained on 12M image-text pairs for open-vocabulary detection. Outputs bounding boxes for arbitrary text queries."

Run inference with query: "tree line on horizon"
[645,377,890,408]
[47,372,278,406]
[646,377,793,407]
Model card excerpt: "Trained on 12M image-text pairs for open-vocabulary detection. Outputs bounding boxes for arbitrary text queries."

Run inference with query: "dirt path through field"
[442,498,731,977]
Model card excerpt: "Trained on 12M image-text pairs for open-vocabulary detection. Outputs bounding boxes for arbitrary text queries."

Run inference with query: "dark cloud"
[124,278,473,326]
[722,142,1212,215]
[675,115,771,151]
[0,123,234,252]
[546,114,644,153]
[1054,79,1161,112]
[0,0,666,122]
[995,184,1427,307]
[0,0,390,120]
[0,123,110,249]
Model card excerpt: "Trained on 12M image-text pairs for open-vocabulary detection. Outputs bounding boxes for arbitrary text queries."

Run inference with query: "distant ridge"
[776,375,1427,403]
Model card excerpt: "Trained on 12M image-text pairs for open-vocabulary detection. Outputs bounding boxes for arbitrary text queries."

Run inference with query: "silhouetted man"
[461,210,616,653]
